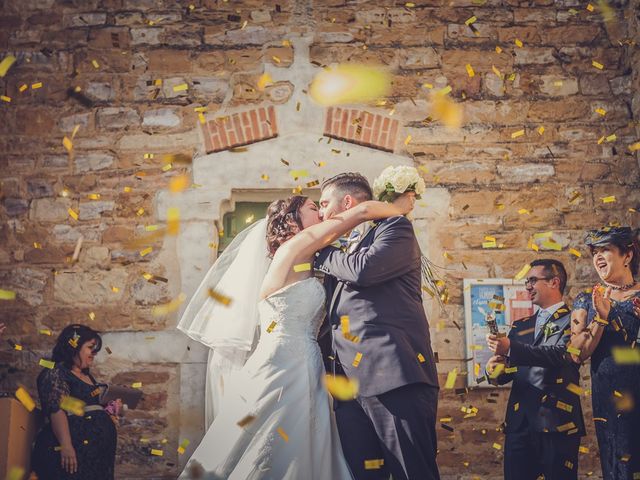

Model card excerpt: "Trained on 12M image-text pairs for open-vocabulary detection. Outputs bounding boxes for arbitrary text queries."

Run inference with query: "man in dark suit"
[486,259,584,480]
[314,172,440,480]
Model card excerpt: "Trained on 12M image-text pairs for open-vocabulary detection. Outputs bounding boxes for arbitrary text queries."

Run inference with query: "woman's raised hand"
[592,284,612,321]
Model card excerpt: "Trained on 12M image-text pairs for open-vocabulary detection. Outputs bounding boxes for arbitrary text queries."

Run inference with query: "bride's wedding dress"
[180,277,353,480]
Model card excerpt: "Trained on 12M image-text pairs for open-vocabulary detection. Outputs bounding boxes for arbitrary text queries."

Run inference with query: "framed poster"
[463,278,535,388]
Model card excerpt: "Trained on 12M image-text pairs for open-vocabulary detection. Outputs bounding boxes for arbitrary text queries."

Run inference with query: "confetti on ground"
[139,247,153,257]
[15,387,36,412]
[324,375,359,400]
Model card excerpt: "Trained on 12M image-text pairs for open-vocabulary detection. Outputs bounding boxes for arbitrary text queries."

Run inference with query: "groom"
[314,172,440,480]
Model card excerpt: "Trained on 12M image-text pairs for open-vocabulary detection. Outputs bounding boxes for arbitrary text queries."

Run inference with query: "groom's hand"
[392,192,416,215]
[486,334,510,356]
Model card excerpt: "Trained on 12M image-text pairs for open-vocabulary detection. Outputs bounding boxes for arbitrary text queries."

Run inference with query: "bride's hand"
[392,192,416,216]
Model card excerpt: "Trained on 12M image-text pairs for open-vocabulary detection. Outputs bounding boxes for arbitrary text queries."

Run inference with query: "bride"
[177,192,414,479]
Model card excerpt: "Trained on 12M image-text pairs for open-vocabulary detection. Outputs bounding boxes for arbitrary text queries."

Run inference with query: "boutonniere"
[543,323,560,341]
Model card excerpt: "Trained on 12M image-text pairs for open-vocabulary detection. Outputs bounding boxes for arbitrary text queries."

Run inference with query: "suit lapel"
[533,304,569,345]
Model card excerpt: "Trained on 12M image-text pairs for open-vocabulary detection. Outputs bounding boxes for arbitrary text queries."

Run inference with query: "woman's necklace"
[603,280,637,291]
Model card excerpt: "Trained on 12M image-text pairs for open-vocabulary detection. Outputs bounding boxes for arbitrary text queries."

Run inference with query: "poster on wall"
[463,278,535,388]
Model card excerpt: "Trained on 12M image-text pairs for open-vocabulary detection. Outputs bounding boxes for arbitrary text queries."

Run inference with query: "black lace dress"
[573,291,640,480]
[31,365,117,480]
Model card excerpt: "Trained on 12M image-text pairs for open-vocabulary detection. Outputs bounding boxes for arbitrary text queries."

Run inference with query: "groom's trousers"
[334,382,440,480]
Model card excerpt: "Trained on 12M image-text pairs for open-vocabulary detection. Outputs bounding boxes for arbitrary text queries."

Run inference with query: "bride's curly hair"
[266,195,308,256]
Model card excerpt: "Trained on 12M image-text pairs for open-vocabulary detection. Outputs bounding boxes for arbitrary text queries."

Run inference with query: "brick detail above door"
[201,106,278,153]
[323,107,399,153]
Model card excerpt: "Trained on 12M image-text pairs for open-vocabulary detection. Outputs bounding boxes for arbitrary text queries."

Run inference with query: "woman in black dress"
[569,227,640,479]
[32,324,119,480]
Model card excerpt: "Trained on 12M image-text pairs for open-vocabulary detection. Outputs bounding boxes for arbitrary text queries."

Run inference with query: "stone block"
[142,108,181,128]
[79,200,115,220]
[74,153,115,173]
[96,107,141,130]
[53,268,128,304]
[0,268,48,306]
[30,198,72,222]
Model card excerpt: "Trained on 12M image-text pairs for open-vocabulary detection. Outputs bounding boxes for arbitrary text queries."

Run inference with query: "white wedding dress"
[180,277,353,480]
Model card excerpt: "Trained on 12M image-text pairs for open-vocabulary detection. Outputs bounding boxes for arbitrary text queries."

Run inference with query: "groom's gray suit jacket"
[314,215,439,397]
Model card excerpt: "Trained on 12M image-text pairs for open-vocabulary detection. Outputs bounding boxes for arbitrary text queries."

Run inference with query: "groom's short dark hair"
[321,172,373,201]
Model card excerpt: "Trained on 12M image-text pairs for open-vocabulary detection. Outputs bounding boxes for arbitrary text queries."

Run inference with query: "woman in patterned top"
[31,324,119,480]
[568,227,640,480]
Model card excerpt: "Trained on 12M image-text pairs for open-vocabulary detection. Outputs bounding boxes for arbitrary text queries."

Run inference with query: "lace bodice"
[258,277,326,341]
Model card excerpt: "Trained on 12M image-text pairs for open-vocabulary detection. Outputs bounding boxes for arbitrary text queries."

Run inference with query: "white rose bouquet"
[372,165,426,202]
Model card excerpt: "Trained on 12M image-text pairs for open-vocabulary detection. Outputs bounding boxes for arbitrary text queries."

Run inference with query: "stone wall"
[1,0,639,479]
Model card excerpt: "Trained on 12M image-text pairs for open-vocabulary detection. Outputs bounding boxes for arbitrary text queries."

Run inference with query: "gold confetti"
[0,55,17,77]
[404,135,412,145]
[514,39,523,48]
[136,208,145,216]
[309,64,391,106]
[592,60,604,70]
[437,85,452,96]
[257,73,273,91]
[91,59,100,69]
[277,427,289,442]
[324,375,359,400]
[595,108,607,116]
[569,248,582,258]
[352,352,363,367]
[266,321,277,333]
[601,195,616,203]
[14,344,23,351]
[0,289,16,300]
[169,174,190,193]
[514,263,532,281]
[261,174,269,181]
[495,45,502,54]
[173,83,189,92]
[0,95,11,102]
[444,368,458,389]
[492,443,502,451]
[208,288,232,306]
[465,16,477,25]
[511,129,525,139]
[31,82,43,89]
[177,439,190,455]
[293,263,311,273]
[61,395,86,416]
[492,65,502,79]
[586,3,595,11]
[465,64,475,77]
[63,136,73,152]
[140,247,153,257]
[518,208,530,215]
[612,346,640,364]
[39,329,52,336]
[364,459,385,470]
[167,207,180,236]
[579,446,590,453]
[132,382,143,388]
[566,383,584,396]
[150,449,163,456]
[443,252,454,260]
[88,311,96,321]
[39,359,55,369]
[417,353,426,363]
[198,112,206,124]
[606,133,617,142]
[15,387,36,412]
[567,346,581,356]
[162,163,172,172]
[19,84,27,92]
[123,186,132,193]
[628,142,640,152]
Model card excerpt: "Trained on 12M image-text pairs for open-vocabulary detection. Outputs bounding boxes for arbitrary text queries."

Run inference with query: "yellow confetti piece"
[514,263,532,281]
[173,83,189,92]
[289,169,309,179]
[518,208,530,215]
[88,311,96,321]
[437,85,452,96]
[169,174,190,193]
[139,247,153,257]
[364,459,385,470]
[150,449,163,456]
[601,195,616,203]
[492,65,502,78]
[91,59,100,69]
[0,55,16,77]
[144,153,154,159]
[514,38,523,48]
[266,321,277,333]
[495,45,502,54]
[612,346,640,364]
[465,16,477,25]
[15,387,36,412]
[167,207,180,236]
[111,286,119,293]
[606,133,617,142]
[87,193,100,200]
[19,84,27,92]
[587,3,595,11]
[422,83,433,89]
[293,263,311,273]
[556,400,573,412]
[261,174,269,181]
[14,344,23,351]
[257,72,273,91]
[198,112,206,124]
[579,446,590,453]
[68,208,78,220]
[417,353,426,363]
[566,383,584,396]
[465,64,475,77]
[514,402,520,411]
[592,60,604,70]
[61,395,86,416]
[0,95,11,102]
[566,346,581,356]
[569,248,582,258]
[324,375,359,400]
[32,82,43,89]
[595,108,607,116]
[136,208,145,216]
[63,136,73,152]
[492,443,502,451]
[404,135,412,145]
[39,329,52,336]
[505,366,518,373]
[39,359,55,369]
[352,352,363,367]
[132,382,143,388]
[123,186,132,193]
[162,163,172,172]
[208,288,232,306]
[0,289,16,300]
[277,427,289,442]
[6,467,25,480]
[511,129,525,139]
[309,64,391,106]
[444,368,458,389]
[597,135,605,145]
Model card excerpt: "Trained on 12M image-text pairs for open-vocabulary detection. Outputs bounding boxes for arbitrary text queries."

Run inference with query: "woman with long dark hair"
[31,324,119,480]
[568,227,640,479]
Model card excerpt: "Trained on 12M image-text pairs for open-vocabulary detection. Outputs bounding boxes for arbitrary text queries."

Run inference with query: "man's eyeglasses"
[524,276,554,287]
